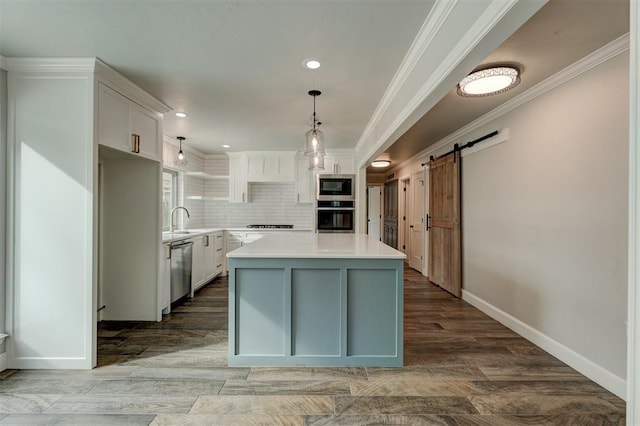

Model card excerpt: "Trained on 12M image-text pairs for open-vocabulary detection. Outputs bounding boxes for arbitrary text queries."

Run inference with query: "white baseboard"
[462,289,626,400]
[0,352,7,372]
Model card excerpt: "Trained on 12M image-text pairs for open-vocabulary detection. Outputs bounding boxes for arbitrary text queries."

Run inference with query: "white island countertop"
[227,233,406,259]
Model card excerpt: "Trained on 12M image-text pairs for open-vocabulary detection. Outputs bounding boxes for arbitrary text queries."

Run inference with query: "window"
[162,168,178,230]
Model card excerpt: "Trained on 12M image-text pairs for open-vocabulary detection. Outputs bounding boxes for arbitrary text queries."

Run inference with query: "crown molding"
[357,0,524,168]
[95,58,172,115]
[0,55,7,71]
[387,32,630,175]
[354,0,457,154]
[5,57,97,72]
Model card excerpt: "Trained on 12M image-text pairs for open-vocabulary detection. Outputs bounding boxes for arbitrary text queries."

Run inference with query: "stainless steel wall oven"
[316,200,355,233]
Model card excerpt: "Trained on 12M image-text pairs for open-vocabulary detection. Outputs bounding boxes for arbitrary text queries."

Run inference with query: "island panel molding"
[227,234,405,367]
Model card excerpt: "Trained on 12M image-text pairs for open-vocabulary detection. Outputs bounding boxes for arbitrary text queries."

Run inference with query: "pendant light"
[308,152,325,171]
[305,90,325,157]
[174,136,188,166]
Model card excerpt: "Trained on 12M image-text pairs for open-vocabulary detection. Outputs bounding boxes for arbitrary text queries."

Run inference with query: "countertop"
[226,233,406,259]
[162,227,313,243]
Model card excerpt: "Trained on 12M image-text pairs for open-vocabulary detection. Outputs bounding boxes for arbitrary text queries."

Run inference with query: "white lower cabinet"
[203,234,216,283]
[192,233,220,295]
[191,235,206,295]
[159,243,171,314]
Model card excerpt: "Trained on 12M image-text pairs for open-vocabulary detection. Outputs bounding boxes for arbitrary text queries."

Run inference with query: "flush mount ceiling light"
[303,58,321,70]
[175,112,187,118]
[174,136,188,166]
[222,144,230,148]
[371,160,391,168]
[371,153,391,168]
[457,66,520,97]
[304,90,325,170]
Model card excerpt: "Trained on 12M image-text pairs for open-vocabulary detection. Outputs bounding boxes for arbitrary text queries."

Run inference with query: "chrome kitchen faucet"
[169,206,190,232]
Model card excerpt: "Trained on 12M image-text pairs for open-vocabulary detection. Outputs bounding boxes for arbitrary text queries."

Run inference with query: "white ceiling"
[0,0,434,154]
[0,0,629,166]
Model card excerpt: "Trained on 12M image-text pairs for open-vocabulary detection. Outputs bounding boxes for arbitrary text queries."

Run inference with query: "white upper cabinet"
[228,155,248,203]
[98,83,162,162]
[295,156,314,203]
[246,152,295,182]
[318,155,356,175]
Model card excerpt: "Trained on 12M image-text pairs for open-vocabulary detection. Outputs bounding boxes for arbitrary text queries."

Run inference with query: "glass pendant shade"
[308,153,325,170]
[174,136,188,166]
[305,128,325,156]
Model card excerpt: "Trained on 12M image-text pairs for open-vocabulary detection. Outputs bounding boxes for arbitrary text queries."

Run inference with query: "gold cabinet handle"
[131,134,140,153]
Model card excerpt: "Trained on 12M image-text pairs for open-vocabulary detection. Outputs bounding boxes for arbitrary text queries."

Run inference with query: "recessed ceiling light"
[303,58,321,70]
[175,112,187,118]
[371,160,391,168]
[222,144,230,148]
[457,66,520,97]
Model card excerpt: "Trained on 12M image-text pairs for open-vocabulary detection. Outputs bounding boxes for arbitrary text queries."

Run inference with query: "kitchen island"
[227,233,405,367]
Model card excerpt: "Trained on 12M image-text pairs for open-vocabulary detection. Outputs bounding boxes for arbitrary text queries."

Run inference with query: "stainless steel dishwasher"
[170,240,193,305]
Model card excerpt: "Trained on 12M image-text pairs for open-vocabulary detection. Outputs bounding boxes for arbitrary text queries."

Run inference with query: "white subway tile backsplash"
[204,182,313,228]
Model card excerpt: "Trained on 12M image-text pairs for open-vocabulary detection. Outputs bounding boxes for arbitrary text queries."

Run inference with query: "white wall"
[464,51,628,389]
[386,44,629,397]
[0,68,7,359]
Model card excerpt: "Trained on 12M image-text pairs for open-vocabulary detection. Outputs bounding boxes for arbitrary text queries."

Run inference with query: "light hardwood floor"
[0,266,626,425]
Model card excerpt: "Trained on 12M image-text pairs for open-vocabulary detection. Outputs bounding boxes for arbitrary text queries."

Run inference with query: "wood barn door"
[428,151,461,297]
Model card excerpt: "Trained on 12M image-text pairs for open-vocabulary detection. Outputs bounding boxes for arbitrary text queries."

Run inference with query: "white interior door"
[367,186,382,241]
[409,170,425,271]
[423,167,430,277]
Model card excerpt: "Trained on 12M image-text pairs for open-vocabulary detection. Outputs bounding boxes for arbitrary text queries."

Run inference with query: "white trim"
[462,290,626,399]
[390,33,631,175]
[5,57,97,72]
[628,0,639,421]
[0,55,7,71]
[95,59,171,115]
[354,0,457,154]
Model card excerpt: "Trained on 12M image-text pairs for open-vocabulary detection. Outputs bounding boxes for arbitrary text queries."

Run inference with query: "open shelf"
[185,171,229,180]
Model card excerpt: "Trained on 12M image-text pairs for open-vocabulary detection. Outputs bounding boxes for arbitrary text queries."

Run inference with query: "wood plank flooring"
[0,267,625,425]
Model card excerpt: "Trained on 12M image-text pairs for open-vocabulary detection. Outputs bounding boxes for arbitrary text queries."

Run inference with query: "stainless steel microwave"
[316,174,355,200]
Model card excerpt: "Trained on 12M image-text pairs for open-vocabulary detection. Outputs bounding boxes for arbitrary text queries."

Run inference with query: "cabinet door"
[229,157,248,203]
[98,83,132,153]
[159,243,171,314]
[295,157,314,203]
[203,234,216,282]
[214,232,224,276]
[191,236,205,293]
[335,156,355,174]
[131,104,161,162]
[316,156,335,175]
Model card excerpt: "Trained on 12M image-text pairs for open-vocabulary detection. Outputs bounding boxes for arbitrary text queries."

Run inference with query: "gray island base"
[227,233,405,367]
